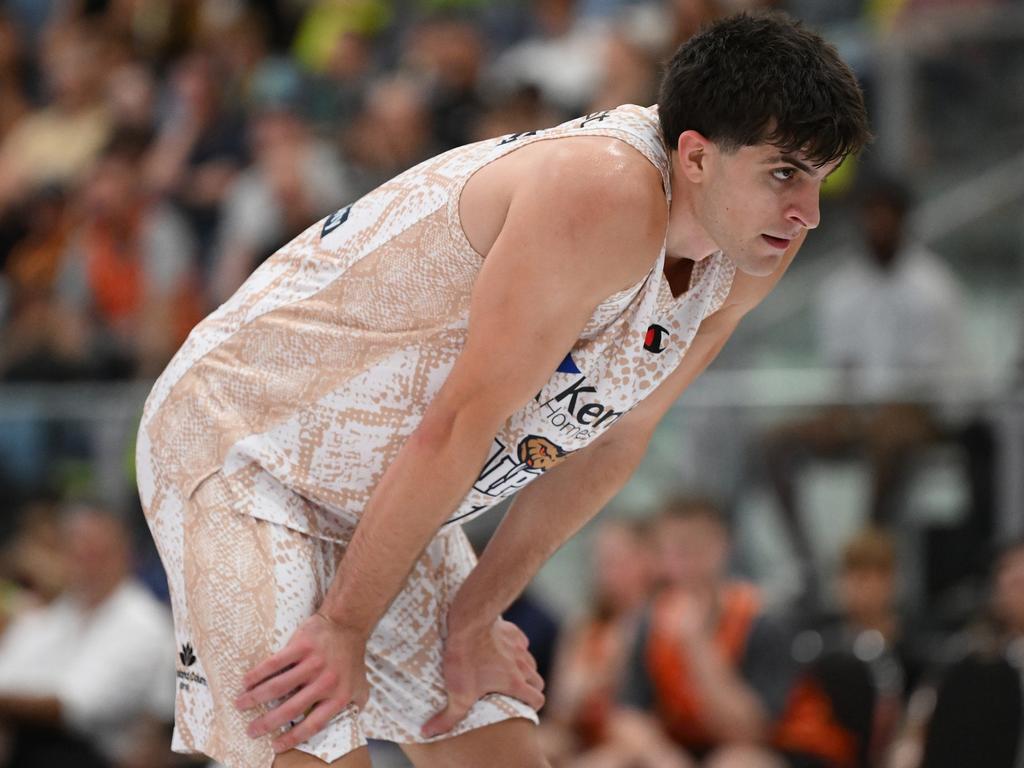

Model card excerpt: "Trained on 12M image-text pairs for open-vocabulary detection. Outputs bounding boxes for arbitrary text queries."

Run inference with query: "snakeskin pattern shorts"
[149,464,537,768]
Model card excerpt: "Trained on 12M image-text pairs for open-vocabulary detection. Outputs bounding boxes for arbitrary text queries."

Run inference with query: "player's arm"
[446,232,807,636]
[421,233,806,735]
[236,139,666,752]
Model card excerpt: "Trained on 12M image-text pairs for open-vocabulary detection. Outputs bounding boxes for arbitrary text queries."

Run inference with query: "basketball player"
[137,12,869,768]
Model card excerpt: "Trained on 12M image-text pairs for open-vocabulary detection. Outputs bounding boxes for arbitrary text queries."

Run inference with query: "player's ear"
[676,130,712,183]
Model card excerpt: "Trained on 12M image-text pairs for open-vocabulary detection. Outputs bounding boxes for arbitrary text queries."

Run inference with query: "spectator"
[0,185,92,381]
[144,51,248,268]
[764,175,970,600]
[887,537,1024,768]
[57,129,201,378]
[210,58,352,303]
[0,11,28,147]
[0,504,176,768]
[607,498,794,768]
[341,75,437,198]
[487,0,605,115]
[543,519,654,764]
[0,502,66,633]
[0,25,110,215]
[472,84,562,143]
[790,528,926,764]
[586,5,669,113]
[403,14,488,150]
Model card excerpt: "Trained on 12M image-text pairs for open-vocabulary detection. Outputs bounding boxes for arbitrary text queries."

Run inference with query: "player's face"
[698,144,839,276]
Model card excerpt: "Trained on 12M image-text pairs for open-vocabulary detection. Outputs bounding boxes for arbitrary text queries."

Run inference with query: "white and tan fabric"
[136,104,736,766]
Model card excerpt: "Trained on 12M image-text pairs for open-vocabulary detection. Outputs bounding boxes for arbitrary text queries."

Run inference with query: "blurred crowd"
[0,0,1021,767]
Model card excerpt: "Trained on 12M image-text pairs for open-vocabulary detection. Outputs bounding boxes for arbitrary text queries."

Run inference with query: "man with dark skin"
[138,12,868,768]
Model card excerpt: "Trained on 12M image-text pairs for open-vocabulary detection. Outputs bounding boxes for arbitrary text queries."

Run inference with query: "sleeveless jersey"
[136,104,736,542]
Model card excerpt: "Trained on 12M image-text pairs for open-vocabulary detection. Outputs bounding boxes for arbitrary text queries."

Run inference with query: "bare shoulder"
[517,137,666,229]
[461,136,667,289]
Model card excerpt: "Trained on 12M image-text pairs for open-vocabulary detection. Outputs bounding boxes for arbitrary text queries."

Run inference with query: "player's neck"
[665,156,720,265]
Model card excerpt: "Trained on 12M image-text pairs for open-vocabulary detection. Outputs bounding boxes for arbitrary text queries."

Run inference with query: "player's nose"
[787,187,821,230]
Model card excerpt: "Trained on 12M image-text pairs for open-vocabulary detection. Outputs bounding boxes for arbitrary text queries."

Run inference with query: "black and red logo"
[643,324,670,353]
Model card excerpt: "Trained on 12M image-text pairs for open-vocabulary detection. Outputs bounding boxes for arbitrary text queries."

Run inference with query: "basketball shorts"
[149,463,537,768]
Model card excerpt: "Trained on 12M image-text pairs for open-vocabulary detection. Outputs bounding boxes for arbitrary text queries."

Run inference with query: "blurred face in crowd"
[861,196,906,268]
[591,523,652,614]
[994,545,1024,634]
[654,511,728,590]
[43,32,102,111]
[62,508,131,607]
[674,137,836,277]
[84,155,141,224]
[840,564,896,624]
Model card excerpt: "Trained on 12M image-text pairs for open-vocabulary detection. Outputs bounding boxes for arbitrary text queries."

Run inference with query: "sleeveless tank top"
[136,104,736,541]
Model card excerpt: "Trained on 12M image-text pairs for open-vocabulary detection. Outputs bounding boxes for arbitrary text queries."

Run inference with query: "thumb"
[421,700,471,739]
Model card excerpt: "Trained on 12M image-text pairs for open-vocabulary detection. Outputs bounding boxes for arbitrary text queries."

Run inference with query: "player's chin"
[731,250,782,277]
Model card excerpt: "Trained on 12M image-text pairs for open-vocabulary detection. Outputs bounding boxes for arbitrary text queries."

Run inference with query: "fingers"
[272,699,351,754]
[512,680,546,711]
[241,644,305,691]
[246,675,333,738]
[236,659,315,711]
[525,669,545,692]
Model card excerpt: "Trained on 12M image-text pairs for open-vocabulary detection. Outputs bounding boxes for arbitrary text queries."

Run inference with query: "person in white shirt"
[0,504,176,767]
[765,175,969,603]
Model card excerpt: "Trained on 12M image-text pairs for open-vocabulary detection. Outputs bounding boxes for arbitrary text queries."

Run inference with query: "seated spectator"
[605,498,794,768]
[0,502,66,636]
[586,5,668,113]
[143,51,248,268]
[0,185,93,382]
[210,59,352,303]
[887,537,1024,768]
[341,75,438,198]
[56,129,201,378]
[402,14,487,151]
[486,0,605,116]
[0,11,28,147]
[763,175,970,602]
[0,504,176,768]
[0,24,110,215]
[543,519,654,764]
[778,528,926,766]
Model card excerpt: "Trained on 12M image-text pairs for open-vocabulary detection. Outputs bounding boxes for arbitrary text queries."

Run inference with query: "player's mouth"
[762,234,792,250]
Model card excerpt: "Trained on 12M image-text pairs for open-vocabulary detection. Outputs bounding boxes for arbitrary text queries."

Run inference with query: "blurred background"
[0,0,1021,766]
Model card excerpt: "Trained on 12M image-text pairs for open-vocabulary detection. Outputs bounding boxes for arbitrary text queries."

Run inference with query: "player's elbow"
[410,395,506,457]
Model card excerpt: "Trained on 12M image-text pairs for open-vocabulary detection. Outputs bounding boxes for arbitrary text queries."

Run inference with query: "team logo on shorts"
[179,642,197,667]
[177,642,207,689]
[643,324,670,354]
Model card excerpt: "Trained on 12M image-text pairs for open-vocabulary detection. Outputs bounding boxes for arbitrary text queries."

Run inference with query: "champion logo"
[644,324,670,353]
[179,642,197,667]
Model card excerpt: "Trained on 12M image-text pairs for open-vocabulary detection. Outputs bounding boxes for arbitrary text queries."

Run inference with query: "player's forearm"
[447,435,648,639]
[319,411,500,639]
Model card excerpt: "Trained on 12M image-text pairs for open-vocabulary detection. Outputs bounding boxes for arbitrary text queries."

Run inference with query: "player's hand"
[235,612,370,753]
[422,618,545,738]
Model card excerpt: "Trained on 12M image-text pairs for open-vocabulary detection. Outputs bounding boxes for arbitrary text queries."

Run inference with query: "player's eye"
[771,167,797,182]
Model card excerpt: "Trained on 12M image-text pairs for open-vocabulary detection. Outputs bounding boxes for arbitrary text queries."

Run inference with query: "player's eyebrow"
[765,153,813,175]
[765,153,838,179]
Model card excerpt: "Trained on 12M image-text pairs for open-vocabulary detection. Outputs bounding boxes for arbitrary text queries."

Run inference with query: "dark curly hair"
[658,12,870,167]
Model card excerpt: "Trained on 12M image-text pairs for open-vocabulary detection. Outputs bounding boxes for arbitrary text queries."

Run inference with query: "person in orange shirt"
[543,520,654,763]
[608,498,794,768]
